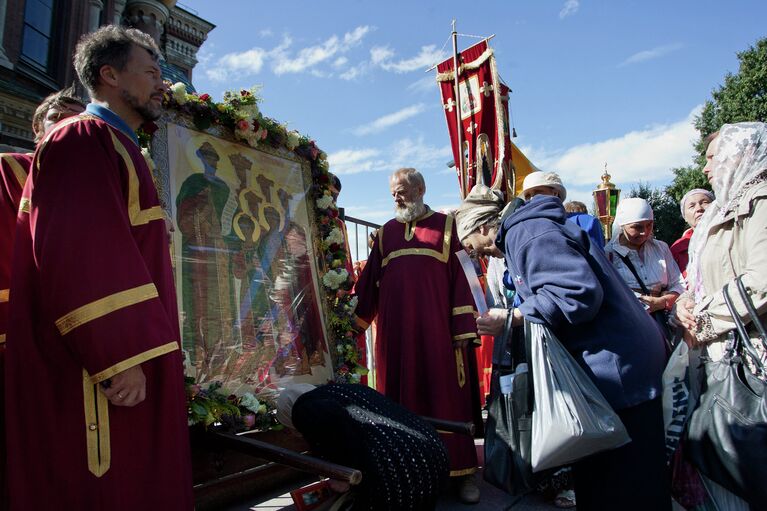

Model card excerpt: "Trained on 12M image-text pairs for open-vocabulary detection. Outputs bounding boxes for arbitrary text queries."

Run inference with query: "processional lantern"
[592,163,620,242]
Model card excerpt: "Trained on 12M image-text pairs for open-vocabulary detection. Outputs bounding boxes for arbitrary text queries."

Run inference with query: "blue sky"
[182,0,766,255]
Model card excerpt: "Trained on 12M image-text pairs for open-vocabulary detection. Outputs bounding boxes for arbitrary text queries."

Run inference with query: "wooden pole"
[210,431,363,485]
[452,20,466,198]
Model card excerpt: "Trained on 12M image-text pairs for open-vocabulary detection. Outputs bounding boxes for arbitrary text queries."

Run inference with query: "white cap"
[520,171,567,201]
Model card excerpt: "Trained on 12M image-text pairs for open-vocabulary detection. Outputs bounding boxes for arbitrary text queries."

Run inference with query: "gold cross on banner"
[480,81,493,97]
[444,98,456,112]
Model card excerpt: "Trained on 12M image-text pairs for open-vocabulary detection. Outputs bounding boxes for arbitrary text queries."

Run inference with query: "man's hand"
[476,308,509,337]
[101,365,146,407]
[638,295,665,313]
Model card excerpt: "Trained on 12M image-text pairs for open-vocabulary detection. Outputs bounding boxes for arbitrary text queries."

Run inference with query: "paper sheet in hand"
[456,250,488,315]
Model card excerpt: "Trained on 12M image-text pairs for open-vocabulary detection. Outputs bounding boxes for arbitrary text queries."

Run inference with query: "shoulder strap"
[616,252,651,295]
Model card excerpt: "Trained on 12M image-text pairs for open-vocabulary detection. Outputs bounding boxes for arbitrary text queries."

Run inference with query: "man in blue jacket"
[455,174,670,510]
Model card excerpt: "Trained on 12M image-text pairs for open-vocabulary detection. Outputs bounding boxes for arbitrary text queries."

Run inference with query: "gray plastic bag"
[528,322,631,472]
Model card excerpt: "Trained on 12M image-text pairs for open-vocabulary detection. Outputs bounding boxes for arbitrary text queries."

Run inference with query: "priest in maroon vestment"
[5,26,192,510]
[353,168,481,504]
[0,88,84,510]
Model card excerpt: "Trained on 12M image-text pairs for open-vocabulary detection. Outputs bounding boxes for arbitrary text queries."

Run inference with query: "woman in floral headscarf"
[676,122,767,510]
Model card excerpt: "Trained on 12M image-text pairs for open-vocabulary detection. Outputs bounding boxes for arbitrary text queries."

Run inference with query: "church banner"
[437,40,516,198]
[153,117,334,398]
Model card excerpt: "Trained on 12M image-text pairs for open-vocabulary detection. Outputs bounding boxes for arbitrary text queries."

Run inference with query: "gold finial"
[598,162,615,190]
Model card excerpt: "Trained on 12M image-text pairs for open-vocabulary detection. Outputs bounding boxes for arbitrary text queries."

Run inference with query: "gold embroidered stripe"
[18,197,30,214]
[55,283,159,336]
[108,129,165,226]
[0,334,5,344]
[1,154,27,187]
[354,315,370,330]
[449,467,478,477]
[452,305,475,316]
[90,341,179,384]
[381,214,453,267]
[82,369,111,477]
[378,225,384,257]
[452,332,477,341]
[0,288,8,302]
[36,115,97,172]
[455,348,466,388]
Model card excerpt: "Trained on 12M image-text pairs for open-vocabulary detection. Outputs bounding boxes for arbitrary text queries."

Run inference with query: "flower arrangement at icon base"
[147,83,367,427]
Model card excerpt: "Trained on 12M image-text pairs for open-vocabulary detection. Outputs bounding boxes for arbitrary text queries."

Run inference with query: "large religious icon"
[155,119,334,398]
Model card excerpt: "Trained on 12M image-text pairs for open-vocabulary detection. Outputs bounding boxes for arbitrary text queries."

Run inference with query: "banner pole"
[451,19,466,198]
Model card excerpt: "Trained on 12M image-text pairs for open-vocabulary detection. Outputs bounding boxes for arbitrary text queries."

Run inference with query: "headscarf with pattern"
[687,122,767,302]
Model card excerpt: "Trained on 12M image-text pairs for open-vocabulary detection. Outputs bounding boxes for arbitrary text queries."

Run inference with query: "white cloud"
[328,136,452,175]
[407,75,438,95]
[339,63,366,81]
[202,27,371,81]
[521,106,701,192]
[206,48,268,81]
[353,104,426,136]
[259,29,273,38]
[372,45,448,73]
[327,148,385,175]
[559,0,580,19]
[370,46,395,66]
[619,43,684,67]
[273,25,371,75]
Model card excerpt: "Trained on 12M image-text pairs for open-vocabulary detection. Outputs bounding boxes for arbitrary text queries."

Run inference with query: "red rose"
[338,365,349,375]
[320,217,330,225]
[241,90,249,97]
[199,93,211,102]
[236,119,250,131]
[328,208,339,218]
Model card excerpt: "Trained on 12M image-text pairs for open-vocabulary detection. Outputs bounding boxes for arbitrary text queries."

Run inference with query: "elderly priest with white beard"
[353,167,482,504]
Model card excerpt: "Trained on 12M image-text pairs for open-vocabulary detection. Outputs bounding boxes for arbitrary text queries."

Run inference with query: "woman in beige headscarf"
[676,122,767,510]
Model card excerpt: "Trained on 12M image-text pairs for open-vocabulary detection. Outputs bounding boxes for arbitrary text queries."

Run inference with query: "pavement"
[226,439,560,511]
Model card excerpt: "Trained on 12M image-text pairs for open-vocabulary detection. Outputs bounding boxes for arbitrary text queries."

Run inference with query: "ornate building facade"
[0,0,213,151]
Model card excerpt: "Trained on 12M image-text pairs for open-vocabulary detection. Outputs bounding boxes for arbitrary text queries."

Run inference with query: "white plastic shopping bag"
[528,322,631,472]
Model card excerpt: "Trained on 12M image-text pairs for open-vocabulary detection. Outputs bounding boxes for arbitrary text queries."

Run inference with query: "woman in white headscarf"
[674,122,767,510]
[670,188,714,278]
[605,197,685,316]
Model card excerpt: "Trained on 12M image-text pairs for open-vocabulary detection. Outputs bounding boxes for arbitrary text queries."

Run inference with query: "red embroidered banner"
[437,40,515,199]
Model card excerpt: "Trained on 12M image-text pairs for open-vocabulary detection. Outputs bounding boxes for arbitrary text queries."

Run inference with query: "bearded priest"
[353,167,481,504]
[5,26,192,509]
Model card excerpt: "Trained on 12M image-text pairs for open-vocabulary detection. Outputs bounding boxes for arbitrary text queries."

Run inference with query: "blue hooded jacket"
[497,195,666,410]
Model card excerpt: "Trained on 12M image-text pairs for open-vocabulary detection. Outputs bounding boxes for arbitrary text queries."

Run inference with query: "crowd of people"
[0,19,765,511]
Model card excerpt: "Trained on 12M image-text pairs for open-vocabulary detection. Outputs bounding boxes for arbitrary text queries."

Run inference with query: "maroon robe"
[0,152,31,510]
[5,115,192,509]
[354,209,479,476]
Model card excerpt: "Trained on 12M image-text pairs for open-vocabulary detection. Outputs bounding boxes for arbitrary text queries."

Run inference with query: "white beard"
[394,200,426,222]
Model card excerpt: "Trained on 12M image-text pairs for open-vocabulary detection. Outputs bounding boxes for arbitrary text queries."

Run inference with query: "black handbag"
[615,252,674,353]
[685,276,767,506]
[483,312,537,496]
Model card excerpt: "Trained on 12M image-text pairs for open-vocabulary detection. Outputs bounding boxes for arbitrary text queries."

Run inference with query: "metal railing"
[341,211,380,264]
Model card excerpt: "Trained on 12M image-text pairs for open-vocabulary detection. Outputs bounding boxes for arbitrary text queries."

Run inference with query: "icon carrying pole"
[451,20,466,198]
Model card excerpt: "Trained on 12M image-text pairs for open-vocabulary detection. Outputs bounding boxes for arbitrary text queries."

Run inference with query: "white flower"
[316,195,334,210]
[170,82,187,104]
[322,269,349,290]
[140,147,156,171]
[240,392,261,413]
[325,227,344,246]
[286,130,301,150]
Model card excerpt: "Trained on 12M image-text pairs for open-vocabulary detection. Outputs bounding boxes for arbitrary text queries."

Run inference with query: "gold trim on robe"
[55,283,159,336]
[107,129,165,226]
[402,209,434,241]
[354,315,370,330]
[452,333,477,341]
[381,215,454,267]
[0,288,8,302]
[0,334,5,344]
[449,467,478,477]
[82,369,111,477]
[89,341,179,384]
[18,197,30,214]
[1,154,28,187]
[36,115,98,172]
[451,305,476,317]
